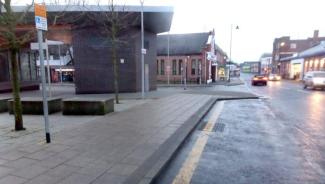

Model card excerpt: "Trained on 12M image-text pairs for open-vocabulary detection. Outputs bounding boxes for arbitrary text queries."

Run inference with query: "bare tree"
[0,0,80,131]
[93,0,138,104]
[0,0,35,131]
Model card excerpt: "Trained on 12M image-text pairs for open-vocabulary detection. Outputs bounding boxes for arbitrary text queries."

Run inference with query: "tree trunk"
[10,49,24,131]
[112,40,119,104]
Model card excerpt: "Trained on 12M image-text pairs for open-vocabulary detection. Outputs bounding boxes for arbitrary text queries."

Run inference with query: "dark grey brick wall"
[73,26,157,94]
[134,31,157,91]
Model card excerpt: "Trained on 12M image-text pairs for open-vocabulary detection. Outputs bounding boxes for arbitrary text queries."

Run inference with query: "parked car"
[251,75,268,86]
[303,71,325,89]
[268,74,281,81]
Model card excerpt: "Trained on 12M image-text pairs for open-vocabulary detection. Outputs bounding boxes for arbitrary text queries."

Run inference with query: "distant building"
[156,31,220,84]
[241,61,261,74]
[272,30,325,76]
[259,53,272,75]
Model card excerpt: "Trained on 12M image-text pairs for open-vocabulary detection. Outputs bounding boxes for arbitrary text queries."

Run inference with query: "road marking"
[172,101,224,184]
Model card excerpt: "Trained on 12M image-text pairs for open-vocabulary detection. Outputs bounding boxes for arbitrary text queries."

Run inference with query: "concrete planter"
[62,97,114,115]
[0,97,10,112]
[8,97,62,115]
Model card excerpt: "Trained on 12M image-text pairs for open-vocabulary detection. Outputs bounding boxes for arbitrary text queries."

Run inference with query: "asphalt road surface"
[156,74,325,184]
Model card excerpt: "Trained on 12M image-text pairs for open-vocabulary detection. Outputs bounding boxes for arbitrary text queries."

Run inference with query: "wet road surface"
[156,74,325,184]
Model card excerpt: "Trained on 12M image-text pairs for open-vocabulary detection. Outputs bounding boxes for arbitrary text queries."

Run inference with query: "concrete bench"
[8,97,62,115]
[62,97,114,115]
[0,97,11,112]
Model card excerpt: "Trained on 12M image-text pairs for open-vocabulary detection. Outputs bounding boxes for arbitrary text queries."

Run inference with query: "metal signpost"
[45,39,52,97]
[35,3,51,143]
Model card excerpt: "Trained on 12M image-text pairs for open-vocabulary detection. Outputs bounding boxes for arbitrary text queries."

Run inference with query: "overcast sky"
[15,0,325,62]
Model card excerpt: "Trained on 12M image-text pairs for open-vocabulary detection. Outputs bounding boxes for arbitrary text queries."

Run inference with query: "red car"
[251,75,268,86]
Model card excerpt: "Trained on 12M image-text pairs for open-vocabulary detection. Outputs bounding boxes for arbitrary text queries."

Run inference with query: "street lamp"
[228,24,239,82]
[140,0,145,98]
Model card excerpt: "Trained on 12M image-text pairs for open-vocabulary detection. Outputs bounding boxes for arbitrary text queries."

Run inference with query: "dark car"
[251,75,268,86]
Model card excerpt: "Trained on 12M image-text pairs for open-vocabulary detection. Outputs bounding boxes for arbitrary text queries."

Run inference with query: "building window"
[160,59,165,75]
[157,60,159,75]
[290,43,297,49]
[198,59,202,75]
[191,59,197,75]
[178,59,183,75]
[172,60,177,75]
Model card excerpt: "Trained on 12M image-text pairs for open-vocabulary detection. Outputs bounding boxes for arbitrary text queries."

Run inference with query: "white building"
[259,53,272,74]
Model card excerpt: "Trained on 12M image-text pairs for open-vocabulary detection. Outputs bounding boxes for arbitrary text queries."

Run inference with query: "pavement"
[0,83,256,184]
[157,73,325,184]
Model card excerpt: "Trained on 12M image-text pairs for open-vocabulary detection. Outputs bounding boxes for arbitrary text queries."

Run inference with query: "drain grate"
[213,123,226,132]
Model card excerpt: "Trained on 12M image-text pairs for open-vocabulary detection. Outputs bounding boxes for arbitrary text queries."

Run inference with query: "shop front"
[290,58,304,80]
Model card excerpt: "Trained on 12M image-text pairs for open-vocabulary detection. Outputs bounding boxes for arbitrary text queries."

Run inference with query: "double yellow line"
[172,101,225,184]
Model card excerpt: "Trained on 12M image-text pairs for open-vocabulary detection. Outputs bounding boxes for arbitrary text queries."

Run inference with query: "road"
[155,74,325,184]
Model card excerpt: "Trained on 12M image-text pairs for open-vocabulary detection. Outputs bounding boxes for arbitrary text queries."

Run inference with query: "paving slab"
[0,94,216,184]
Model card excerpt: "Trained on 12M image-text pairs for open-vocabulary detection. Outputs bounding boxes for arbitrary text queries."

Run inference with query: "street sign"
[35,3,51,143]
[142,48,147,55]
[34,3,48,31]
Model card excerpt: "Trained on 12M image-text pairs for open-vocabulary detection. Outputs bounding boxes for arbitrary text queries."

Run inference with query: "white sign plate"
[142,48,147,54]
[35,16,48,31]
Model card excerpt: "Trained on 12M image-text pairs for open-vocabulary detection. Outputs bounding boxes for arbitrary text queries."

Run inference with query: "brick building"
[156,31,226,84]
[280,41,325,80]
[272,30,325,78]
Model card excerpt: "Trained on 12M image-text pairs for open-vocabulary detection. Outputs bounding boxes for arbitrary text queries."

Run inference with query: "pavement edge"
[123,96,218,184]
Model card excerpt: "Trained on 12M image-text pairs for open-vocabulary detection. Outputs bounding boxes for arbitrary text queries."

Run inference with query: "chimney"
[313,30,319,39]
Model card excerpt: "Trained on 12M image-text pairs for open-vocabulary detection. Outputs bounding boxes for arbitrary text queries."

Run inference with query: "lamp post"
[229,24,239,82]
[140,0,145,99]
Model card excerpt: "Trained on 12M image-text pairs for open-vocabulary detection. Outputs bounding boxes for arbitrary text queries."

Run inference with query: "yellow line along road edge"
[172,101,225,184]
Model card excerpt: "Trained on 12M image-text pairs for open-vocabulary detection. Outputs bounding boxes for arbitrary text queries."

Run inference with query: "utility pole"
[229,24,233,82]
[229,24,239,82]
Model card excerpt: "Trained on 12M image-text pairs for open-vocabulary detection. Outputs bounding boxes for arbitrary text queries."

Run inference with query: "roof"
[298,41,325,58]
[215,44,226,55]
[8,5,174,33]
[157,32,210,56]
[280,41,325,61]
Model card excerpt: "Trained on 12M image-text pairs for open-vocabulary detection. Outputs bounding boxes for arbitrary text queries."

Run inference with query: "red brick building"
[156,31,227,84]
[272,30,325,78]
